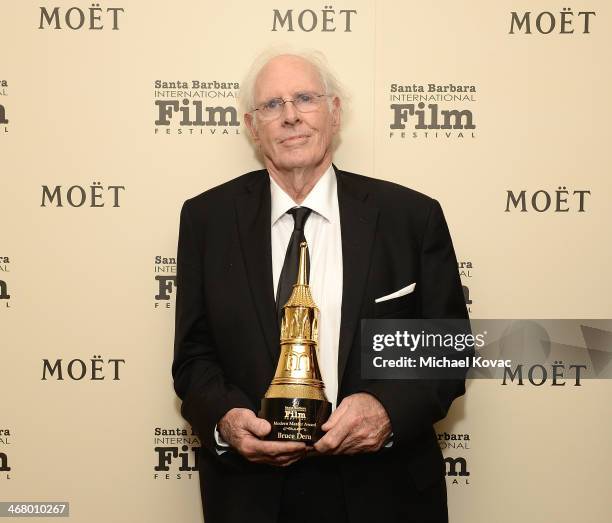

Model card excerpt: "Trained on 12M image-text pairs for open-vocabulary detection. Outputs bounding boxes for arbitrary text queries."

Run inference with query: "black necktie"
[276,207,312,326]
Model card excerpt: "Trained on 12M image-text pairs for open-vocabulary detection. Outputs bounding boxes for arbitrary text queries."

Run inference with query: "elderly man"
[172,50,468,523]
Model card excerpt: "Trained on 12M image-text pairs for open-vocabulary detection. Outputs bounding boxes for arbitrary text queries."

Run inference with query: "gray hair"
[238,47,348,126]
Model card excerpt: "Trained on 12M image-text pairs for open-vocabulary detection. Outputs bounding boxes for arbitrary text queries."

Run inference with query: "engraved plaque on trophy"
[259,241,331,443]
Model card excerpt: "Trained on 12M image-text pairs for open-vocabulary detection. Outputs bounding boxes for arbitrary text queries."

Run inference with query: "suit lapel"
[235,171,279,364]
[335,167,379,388]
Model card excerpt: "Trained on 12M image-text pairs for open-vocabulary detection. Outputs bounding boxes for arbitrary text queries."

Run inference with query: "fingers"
[320,398,348,432]
[219,409,310,465]
[218,408,254,446]
[235,413,307,464]
[241,435,307,465]
[314,414,352,454]
[248,437,307,457]
[243,413,271,438]
[315,394,392,455]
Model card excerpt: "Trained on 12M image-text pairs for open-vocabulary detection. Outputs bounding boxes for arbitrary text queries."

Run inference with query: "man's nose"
[282,100,301,125]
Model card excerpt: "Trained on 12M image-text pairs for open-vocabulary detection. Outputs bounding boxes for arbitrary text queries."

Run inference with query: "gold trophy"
[259,241,331,443]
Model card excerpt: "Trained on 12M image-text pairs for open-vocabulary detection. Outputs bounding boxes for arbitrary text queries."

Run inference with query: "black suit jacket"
[172,166,468,523]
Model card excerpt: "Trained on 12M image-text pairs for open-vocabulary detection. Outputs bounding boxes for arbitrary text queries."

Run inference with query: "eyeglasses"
[251,91,331,121]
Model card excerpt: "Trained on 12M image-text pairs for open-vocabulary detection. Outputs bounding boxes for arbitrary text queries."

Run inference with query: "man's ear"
[331,97,341,131]
[244,112,259,143]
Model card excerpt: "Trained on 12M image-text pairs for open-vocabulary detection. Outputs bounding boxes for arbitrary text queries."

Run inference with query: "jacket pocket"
[373,292,418,318]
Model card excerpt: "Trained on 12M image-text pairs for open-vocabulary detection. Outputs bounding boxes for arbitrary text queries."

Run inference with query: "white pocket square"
[375,283,416,303]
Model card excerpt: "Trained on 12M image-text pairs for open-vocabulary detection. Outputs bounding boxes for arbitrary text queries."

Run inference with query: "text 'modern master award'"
[259,241,332,443]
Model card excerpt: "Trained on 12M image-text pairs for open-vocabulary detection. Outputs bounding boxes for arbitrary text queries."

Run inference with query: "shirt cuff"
[214,423,231,455]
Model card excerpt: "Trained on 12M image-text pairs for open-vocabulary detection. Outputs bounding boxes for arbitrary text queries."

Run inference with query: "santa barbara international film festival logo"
[154,79,240,136]
[0,79,8,134]
[154,255,176,309]
[0,428,11,480]
[0,256,11,309]
[388,83,476,140]
[153,427,200,480]
[438,432,471,486]
[458,260,474,315]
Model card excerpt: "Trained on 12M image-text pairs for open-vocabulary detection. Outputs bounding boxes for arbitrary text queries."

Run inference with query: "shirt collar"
[269,164,336,225]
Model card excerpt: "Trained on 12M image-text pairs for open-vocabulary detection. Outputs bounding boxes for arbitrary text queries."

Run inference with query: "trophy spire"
[259,240,331,443]
[280,242,317,340]
[297,241,308,286]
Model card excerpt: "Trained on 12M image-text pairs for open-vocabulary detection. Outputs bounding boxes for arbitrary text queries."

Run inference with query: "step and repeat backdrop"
[1,1,611,522]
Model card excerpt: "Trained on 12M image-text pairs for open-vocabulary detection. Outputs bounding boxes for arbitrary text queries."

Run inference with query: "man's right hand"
[217,408,307,466]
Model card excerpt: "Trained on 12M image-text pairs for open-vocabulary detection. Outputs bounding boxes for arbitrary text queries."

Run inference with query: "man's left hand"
[313,392,392,455]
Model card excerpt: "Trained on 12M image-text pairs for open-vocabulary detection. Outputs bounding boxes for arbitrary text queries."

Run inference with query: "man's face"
[245,55,340,172]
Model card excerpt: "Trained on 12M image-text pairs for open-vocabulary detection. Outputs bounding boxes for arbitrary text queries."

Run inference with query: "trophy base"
[259,397,331,444]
